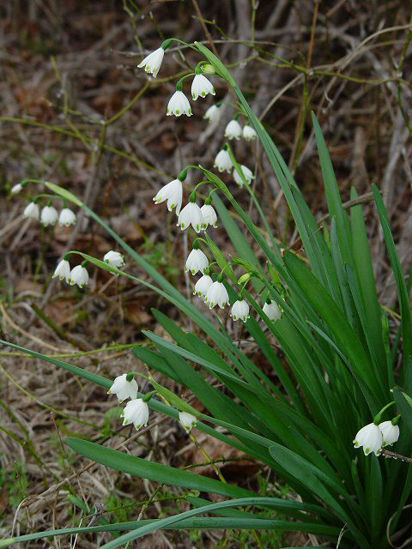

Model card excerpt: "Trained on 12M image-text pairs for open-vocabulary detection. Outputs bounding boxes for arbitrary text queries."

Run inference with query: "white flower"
[40,205,58,226]
[107,374,138,403]
[23,202,39,220]
[262,300,282,321]
[205,281,229,309]
[243,125,257,141]
[52,259,71,282]
[153,179,183,215]
[58,208,76,227]
[70,265,89,288]
[104,250,125,268]
[179,411,197,432]
[224,120,242,140]
[167,90,192,117]
[201,204,217,228]
[230,300,250,322]
[185,248,209,275]
[204,104,222,124]
[378,421,400,447]
[353,423,383,456]
[138,47,164,78]
[177,202,205,233]
[121,398,149,430]
[191,74,215,100]
[233,165,254,187]
[214,150,233,173]
[11,183,23,194]
[194,274,213,298]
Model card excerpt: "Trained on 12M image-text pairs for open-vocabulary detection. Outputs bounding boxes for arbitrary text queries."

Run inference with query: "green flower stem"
[373,401,396,424]
[176,73,195,91]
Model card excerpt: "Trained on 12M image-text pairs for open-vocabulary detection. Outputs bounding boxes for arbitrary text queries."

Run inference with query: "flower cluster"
[23,202,77,228]
[353,419,400,456]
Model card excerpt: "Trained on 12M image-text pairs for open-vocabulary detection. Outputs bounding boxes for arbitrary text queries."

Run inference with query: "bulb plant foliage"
[2,37,412,549]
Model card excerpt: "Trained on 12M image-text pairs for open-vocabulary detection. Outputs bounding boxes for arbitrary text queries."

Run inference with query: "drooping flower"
[138,47,165,78]
[205,280,229,309]
[69,265,89,288]
[167,90,192,117]
[353,423,383,456]
[214,149,233,173]
[104,250,125,268]
[224,119,242,140]
[52,259,71,283]
[153,179,183,215]
[201,203,217,228]
[243,125,257,141]
[191,74,215,100]
[23,202,39,220]
[378,421,400,447]
[179,411,197,432]
[121,398,149,430]
[177,201,205,233]
[204,104,222,124]
[233,165,254,187]
[262,300,282,321]
[230,300,250,322]
[11,183,23,194]
[40,205,58,226]
[58,208,76,227]
[193,274,213,298]
[185,248,209,275]
[107,374,138,403]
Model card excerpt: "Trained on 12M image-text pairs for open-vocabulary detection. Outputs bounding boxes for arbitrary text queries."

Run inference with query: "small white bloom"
[121,398,149,430]
[107,374,138,403]
[378,421,400,447]
[201,204,218,228]
[191,74,215,100]
[167,90,192,117]
[205,281,229,309]
[179,411,197,432]
[70,265,89,288]
[194,274,213,298]
[224,120,242,140]
[353,423,383,456]
[58,208,76,227]
[153,179,183,215]
[262,300,282,321]
[230,300,250,322]
[104,250,125,268]
[243,125,257,141]
[204,104,222,124]
[52,259,71,282]
[214,150,233,173]
[23,202,39,220]
[233,165,254,187]
[40,205,58,226]
[11,183,23,194]
[177,202,205,233]
[185,248,209,275]
[138,46,164,78]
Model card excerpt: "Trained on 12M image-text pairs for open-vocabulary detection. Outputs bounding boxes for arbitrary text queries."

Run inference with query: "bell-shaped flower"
[23,202,39,220]
[179,411,197,432]
[153,179,183,215]
[353,423,383,456]
[204,104,222,124]
[70,265,89,288]
[185,248,209,275]
[193,274,213,299]
[108,374,138,403]
[224,119,242,140]
[121,398,149,430]
[205,280,229,309]
[201,203,218,228]
[230,300,250,322]
[191,74,215,100]
[11,183,23,194]
[233,165,254,187]
[243,125,257,141]
[177,201,205,233]
[214,149,233,173]
[40,205,58,226]
[167,90,192,117]
[58,208,77,227]
[104,250,125,268]
[138,47,165,78]
[379,421,400,447]
[262,300,282,321]
[52,259,71,283]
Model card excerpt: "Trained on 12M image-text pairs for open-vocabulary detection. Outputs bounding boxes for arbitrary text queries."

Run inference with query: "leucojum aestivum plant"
[2,37,412,549]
